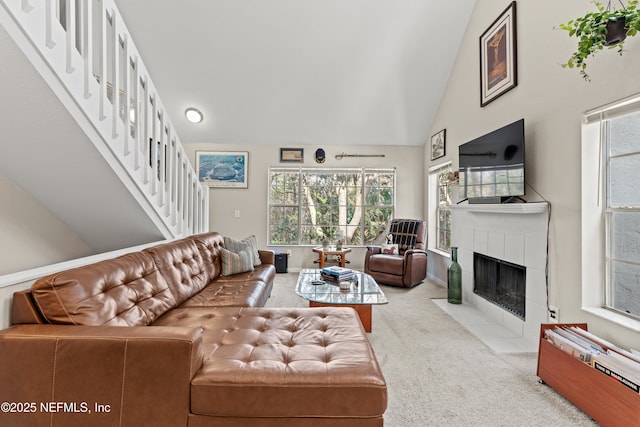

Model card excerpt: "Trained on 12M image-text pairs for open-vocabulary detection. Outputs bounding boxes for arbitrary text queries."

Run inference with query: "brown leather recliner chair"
[364,219,428,288]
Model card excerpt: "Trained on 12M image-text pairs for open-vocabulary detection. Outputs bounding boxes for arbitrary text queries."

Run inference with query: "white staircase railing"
[0,0,208,237]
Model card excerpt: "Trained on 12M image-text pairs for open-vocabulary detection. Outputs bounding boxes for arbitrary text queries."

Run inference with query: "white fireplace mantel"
[451,202,549,215]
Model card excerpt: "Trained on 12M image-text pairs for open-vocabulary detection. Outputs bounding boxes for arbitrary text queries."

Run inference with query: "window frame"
[428,162,453,256]
[267,167,396,246]
[582,92,640,332]
[603,112,640,318]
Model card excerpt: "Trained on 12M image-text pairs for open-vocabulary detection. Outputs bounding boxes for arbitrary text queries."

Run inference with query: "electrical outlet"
[234,209,240,218]
[549,305,559,323]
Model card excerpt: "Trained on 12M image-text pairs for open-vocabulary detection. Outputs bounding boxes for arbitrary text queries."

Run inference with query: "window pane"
[301,225,322,244]
[609,154,640,207]
[365,172,394,206]
[444,208,451,232]
[438,186,448,204]
[269,172,298,205]
[347,225,363,245]
[610,260,640,317]
[437,213,446,230]
[363,207,393,242]
[446,183,453,205]
[269,207,298,244]
[609,212,640,263]
[609,110,640,157]
[365,187,394,206]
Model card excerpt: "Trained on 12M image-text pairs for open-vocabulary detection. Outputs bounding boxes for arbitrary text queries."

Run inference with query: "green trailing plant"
[558,0,640,80]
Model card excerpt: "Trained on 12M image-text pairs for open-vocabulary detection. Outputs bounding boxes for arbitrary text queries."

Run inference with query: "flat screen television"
[459,118,525,204]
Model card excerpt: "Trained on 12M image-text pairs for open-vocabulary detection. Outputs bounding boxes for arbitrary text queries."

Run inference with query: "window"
[605,109,640,318]
[428,162,453,254]
[583,94,640,324]
[268,168,395,245]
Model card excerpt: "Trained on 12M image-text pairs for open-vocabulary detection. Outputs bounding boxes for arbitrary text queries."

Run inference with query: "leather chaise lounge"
[0,232,387,427]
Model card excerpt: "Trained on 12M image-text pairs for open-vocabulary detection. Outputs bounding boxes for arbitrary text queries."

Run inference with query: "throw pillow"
[224,235,262,266]
[389,219,421,254]
[220,247,254,276]
[382,244,399,255]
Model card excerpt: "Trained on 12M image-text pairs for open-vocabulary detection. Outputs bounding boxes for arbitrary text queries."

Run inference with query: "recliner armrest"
[404,249,428,257]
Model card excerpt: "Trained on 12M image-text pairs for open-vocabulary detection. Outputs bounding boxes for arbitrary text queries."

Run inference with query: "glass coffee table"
[295,268,388,332]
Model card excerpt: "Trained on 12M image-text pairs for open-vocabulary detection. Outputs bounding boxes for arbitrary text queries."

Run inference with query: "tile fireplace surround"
[447,202,550,351]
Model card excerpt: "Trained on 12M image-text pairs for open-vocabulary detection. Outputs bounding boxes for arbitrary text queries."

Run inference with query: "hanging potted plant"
[558,0,640,80]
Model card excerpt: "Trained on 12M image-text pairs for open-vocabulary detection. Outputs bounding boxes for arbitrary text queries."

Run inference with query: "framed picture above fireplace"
[480,1,518,107]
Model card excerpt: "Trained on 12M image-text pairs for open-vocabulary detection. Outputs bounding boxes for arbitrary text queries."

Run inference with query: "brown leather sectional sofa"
[0,232,387,427]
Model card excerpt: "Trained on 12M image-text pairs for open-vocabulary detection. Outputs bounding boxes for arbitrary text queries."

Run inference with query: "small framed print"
[196,151,248,188]
[280,148,304,163]
[431,129,446,161]
[480,2,518,107]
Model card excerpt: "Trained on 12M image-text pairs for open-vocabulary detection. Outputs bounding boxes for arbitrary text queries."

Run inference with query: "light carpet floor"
[266,273,598,427]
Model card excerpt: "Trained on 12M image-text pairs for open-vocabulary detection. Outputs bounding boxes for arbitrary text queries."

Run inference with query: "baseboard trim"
[427,273,446,288]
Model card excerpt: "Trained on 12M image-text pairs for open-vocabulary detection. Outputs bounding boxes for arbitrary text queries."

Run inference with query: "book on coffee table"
[321,266,354,282]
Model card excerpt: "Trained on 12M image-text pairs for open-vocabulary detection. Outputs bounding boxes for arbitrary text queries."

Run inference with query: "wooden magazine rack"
[537,323,640,426]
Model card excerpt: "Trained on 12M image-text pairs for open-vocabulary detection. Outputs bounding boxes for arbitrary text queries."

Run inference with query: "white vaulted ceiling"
[0,1,476,255]
[114,0,477,146]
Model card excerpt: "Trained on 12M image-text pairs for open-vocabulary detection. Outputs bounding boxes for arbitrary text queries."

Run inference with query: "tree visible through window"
[268,168,395,245]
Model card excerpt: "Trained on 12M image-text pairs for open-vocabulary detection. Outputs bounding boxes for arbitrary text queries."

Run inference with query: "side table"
[312,247,351,269]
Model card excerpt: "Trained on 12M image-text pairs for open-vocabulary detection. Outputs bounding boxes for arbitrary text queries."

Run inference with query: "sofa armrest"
[0,324,203,427]
[11,290,46,325]
[259,249,275,265]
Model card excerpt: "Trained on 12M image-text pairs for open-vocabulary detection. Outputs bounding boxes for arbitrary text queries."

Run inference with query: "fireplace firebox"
[473,252,526,319]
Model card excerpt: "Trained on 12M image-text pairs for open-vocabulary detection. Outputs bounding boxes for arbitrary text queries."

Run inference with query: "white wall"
[0,173,91,275]
[425,0,640,348]
[184,143,424,270]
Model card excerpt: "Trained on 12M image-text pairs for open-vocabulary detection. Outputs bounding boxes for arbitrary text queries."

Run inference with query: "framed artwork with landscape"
[196,151,248,188]
[480,1,517,107]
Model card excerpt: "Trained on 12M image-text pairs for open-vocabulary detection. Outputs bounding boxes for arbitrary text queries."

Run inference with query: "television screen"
[459,119,525,202]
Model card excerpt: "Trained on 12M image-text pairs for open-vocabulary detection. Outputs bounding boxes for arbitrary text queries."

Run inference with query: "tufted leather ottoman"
[154,306,387,426]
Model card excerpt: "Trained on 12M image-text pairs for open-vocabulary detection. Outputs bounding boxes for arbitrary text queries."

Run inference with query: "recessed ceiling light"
[185,107,203,123]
